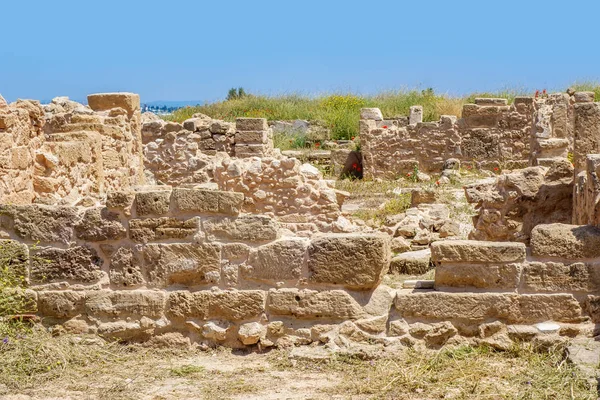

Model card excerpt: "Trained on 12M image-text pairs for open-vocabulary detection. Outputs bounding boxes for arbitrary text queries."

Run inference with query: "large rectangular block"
[235,144,268,157]
[245,238,308,282]
[135,191,171,216]
[75,207,126,242]
[267,288,366,320]
[31,246,103,284]
[203,215,279,242]
[395,292,583,323]
[235,130,269,144]
[87,92,140,115]
[0,205,79,244]
[129,217,198,243]
[166,290,265,321]
[530,224,600,259]
[522,261,600,292]
[434,263,521,290]
[172,188,243,216]
[143,243,221,287]
[207,290,266,320]
[86,290,165,318]
[431,240,526,263]
[307,234,390,290]
[38,291,86,318]
[236,118,268,131]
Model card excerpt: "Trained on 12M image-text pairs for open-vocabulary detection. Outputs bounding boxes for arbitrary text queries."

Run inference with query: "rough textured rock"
[86,290,165,318]
[245,238,308,281]
[307,234,390,289]
[431,240,526,263]
[172,188,244,216]
[109,247,145,287]
[395,292,583,323]
[267,289,365,319]
[31,246,102,284]
[465,165,573,243]
[530,223,600,259]
[129,217,198,243]
[0,205,79,244]
[389,249,431,275]
[75,207,126,241]
[238,322,266,345]
[38,291,86,318]
[435,263,522,289]
[143,243,221,287]
[203,215,279,242]
[135,190,171,216]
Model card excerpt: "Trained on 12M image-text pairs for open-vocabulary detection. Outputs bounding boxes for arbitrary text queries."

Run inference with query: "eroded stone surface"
[143,243,220,287]
[307,234,390,289]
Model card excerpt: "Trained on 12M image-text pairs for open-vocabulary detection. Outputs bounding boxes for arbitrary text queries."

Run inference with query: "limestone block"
[129,217,198,243]
[106,191,135,213]
[522,261,600,292]
[31,246,102,284]
[135,191,171,216]
[431,240,526,263]
[167,291,208,320]
[203,215,279,242]
[573,91,595,103]
[143,243,221,287]
[207,290,266,320]
[474,98,508,106]
[267,288,366,319]
[394,292,583,323]
[530,224,600,259]
[0,240,29,285]
[0,205,79,244]
[574,102,600,172]
[86,290,165,318]
[238,322,267,345]
[235,144,267,157]
[183,117,210,132]
[434,263,521,289]
[307,234,390,290]
[409,105,423,125]
[172,188,244,216]
[245,238,308,282]
[587,295,600,322]
[360,108,383,121]
[38,291,86,318]
[389,249,431,275]
[236,130,269,144]
[236,118,268,131]
[75,207,126,241]
[109,247,145,287]
[87,92,140,115]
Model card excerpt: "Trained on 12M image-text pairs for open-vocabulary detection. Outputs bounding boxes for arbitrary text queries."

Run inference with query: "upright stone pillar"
[573,96,600,174]
[409,106,423,125]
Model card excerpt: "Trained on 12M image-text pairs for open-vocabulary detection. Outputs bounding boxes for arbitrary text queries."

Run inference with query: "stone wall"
[213,154,348,227]
[3,207,598,348]
[0,93,145,206]
[0,187,395,348]
[361,95,582,179]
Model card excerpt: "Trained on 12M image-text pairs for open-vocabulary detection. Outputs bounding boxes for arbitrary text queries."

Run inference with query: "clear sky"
[1,0,599,103]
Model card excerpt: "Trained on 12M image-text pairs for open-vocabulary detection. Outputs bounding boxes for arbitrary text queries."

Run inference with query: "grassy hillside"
[164,83,600,140]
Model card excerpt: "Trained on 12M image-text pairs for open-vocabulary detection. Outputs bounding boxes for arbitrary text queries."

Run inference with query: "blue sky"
[1,0,599,103]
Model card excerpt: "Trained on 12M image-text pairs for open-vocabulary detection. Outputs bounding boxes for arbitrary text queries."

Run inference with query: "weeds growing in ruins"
[164,88,530,140]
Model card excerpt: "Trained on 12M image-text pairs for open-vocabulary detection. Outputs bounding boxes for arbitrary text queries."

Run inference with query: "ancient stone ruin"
[0,91,598,350]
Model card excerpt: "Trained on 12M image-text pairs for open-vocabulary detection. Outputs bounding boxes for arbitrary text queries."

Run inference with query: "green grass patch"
[164,89,524,140]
